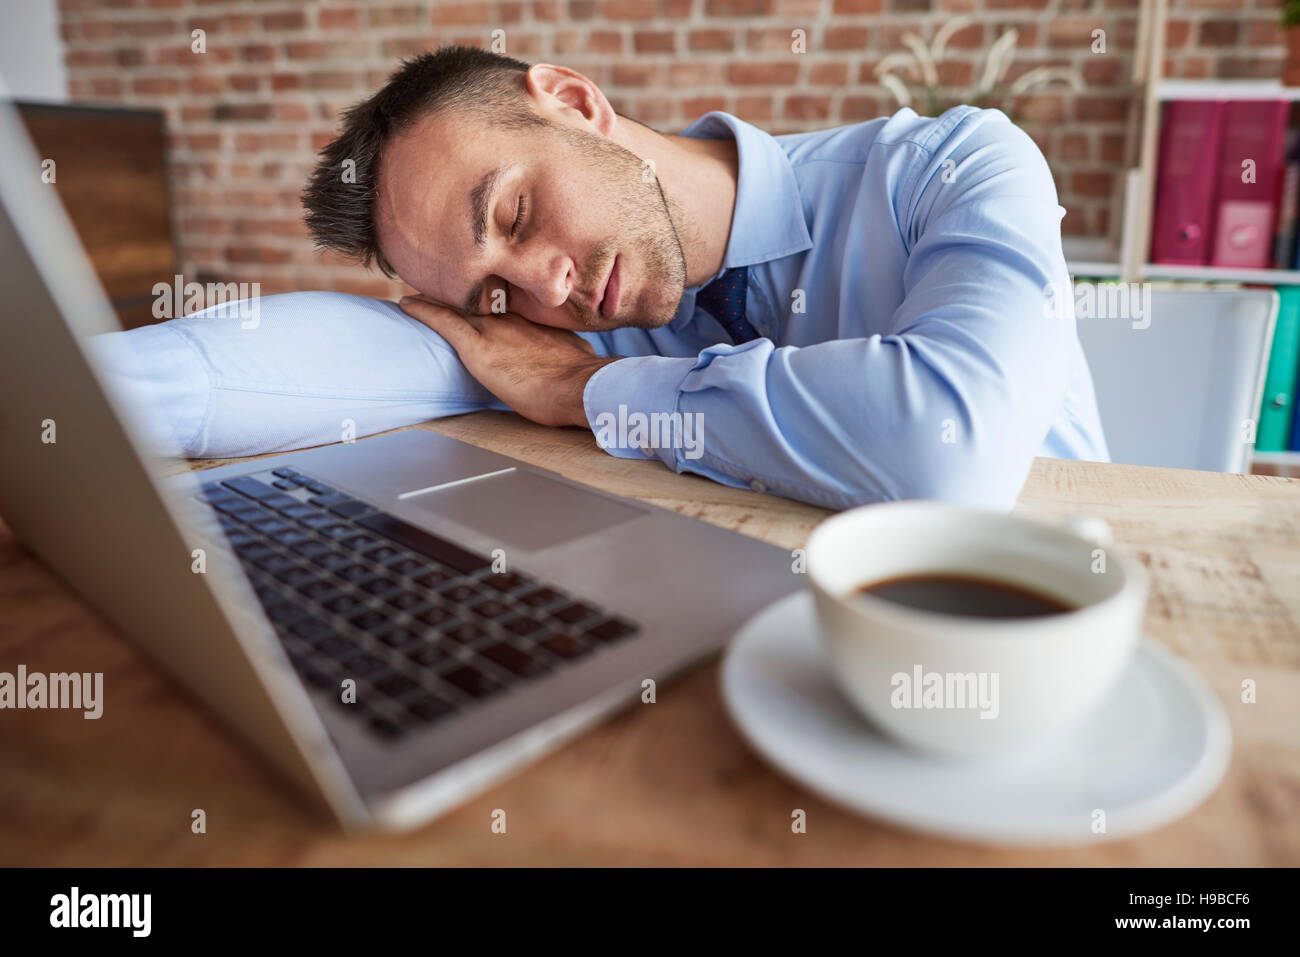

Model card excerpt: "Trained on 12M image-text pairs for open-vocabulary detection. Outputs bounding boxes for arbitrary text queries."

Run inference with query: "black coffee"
[856,573,1075,618]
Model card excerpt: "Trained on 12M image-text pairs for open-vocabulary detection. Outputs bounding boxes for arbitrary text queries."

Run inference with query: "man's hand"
[398,295,620,428]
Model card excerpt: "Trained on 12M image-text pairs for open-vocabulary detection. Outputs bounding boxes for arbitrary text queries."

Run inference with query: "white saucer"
[720,592,1232,846]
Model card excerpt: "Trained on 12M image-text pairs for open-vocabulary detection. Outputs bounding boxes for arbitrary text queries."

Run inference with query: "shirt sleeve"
[582,113,1076,512]
[84,291,509,459]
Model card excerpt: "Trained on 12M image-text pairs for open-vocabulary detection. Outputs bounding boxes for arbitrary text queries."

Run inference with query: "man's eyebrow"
[461,163,512,314]
[470,163,511,249]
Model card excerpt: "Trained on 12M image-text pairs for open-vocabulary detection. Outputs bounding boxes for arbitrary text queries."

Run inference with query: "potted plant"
[1286,0,1300,87]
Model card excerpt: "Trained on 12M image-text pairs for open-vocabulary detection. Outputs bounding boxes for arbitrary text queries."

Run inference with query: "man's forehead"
[374,123,471,301]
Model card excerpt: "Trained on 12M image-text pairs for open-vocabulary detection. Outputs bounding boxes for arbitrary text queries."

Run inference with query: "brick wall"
[56,0,1273,299]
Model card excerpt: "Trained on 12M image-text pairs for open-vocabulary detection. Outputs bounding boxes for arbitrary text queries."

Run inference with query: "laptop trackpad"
[401,468,645,552]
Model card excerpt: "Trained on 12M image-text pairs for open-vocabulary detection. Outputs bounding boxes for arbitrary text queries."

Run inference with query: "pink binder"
[1210,99,1290,269]
[1151,100,1226,266]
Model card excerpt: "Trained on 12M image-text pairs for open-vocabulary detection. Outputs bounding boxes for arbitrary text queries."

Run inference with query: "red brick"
[831,0,882,11]
[261,11,306,31]
[633,30,676,53]
[604,0,658,17]
[368,5,423,28]
[433,4,494,25]
[825,26,870,50]
[690,29,735,51]
[784,94,832,120]
[727,62,800,85]
[808,61,849,85]
[318,7,362,30]
[707,0,773,14]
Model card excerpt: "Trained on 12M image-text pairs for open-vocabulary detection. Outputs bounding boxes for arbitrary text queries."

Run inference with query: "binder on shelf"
[1151,100,1225,266]
[1274,107,1300,268]
[1257,285,1300,452]
[1210,99,1290,269]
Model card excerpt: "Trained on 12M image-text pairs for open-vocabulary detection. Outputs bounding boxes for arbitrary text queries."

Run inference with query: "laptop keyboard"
[196,466,639,742]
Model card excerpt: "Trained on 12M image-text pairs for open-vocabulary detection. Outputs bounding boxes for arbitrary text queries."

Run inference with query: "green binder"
[1257,285,1300,451]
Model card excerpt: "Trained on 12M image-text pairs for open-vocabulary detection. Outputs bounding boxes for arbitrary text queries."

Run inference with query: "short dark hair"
[301,44,548,279]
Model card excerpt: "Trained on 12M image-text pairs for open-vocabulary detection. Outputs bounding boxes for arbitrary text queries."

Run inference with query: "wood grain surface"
[1,411,1297,865]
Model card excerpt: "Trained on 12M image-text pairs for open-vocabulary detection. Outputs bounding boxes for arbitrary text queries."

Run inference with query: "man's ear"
[524,64,616,136]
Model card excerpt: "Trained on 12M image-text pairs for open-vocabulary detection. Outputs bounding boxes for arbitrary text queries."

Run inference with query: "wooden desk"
[2,411,1298,865]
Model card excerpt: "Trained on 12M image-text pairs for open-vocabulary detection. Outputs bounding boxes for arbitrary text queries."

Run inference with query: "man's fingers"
[398,295,483,348]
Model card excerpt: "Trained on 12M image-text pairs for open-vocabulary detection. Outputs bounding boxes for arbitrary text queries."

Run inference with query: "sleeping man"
[95,44,1108,512]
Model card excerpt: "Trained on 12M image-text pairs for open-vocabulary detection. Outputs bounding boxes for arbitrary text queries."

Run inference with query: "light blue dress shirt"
[581,105,1109,510]
[88,105,1108,512]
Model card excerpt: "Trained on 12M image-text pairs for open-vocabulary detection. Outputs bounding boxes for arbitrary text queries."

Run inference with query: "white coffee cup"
[806,501,1148,758]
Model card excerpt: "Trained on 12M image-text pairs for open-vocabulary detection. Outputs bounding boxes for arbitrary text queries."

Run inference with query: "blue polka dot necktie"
[695,266,759,344]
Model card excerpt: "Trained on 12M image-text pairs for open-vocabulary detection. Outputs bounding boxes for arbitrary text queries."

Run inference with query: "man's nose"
[508,246,573,311]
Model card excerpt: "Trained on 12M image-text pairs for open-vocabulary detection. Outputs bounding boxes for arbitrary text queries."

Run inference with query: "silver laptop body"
[0,97,800,830]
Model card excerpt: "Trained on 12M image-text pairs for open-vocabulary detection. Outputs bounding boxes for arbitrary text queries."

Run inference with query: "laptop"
[0,97,800,829]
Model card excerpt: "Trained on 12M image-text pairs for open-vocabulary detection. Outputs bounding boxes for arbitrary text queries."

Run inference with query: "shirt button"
[749,479,766,493]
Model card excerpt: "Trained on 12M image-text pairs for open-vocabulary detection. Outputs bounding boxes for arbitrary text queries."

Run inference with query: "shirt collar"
[678,111,813,284]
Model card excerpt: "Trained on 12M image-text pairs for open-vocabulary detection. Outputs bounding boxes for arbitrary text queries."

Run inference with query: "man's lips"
[597,254,620,320]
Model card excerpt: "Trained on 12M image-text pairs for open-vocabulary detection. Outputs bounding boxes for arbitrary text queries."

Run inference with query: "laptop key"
[348,607,392,632]
[317,634,361,659]
[272,479,297,491]
[414,568,454,588]
[306,481,333,495]
[443,620,488,645]
[262,599,305,624]
[322,593,366,616]
[440,664,503,699]
[298,513,340,530]
[222,476,279,499]
[272,467,299,479]
[367,715,404,740]
[340,653,388,677]
[252,553,297,575]
[517,587,561,608]
[374,673,420,699]
[484,572,533,593]
[406,693,455,724]
[440,582,480,604]
[377,626,422,649]
[407,643,449,668]
[249,518,293,536]
[290,539,332,559]
[288,617,334,641]
[539,633,596,660]
[277,503,319,519]
[586,617,638,643]
[340,533,380,552]
[389,557,426,577]
[363,545,401,564]
[273,565,318,588]
[501,616,544,638]
[468,598,509,620]
[382,591,425,612]
[297,579,339,600]
[335,563,374,583]
[310,550,354,572]
[551,601,599,625]
[360,577,403,599]
[415,605,455,627]
[355,512,492,576]
[480,641,549,678]
[261,493,299,509]
[270,528,314,547]
[330,500,372,518]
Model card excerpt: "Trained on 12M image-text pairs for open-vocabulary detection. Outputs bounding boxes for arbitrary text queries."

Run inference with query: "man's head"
[302,45,688,331]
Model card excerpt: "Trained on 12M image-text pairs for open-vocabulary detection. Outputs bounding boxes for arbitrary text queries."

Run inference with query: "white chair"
[1074,286,1277,473]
